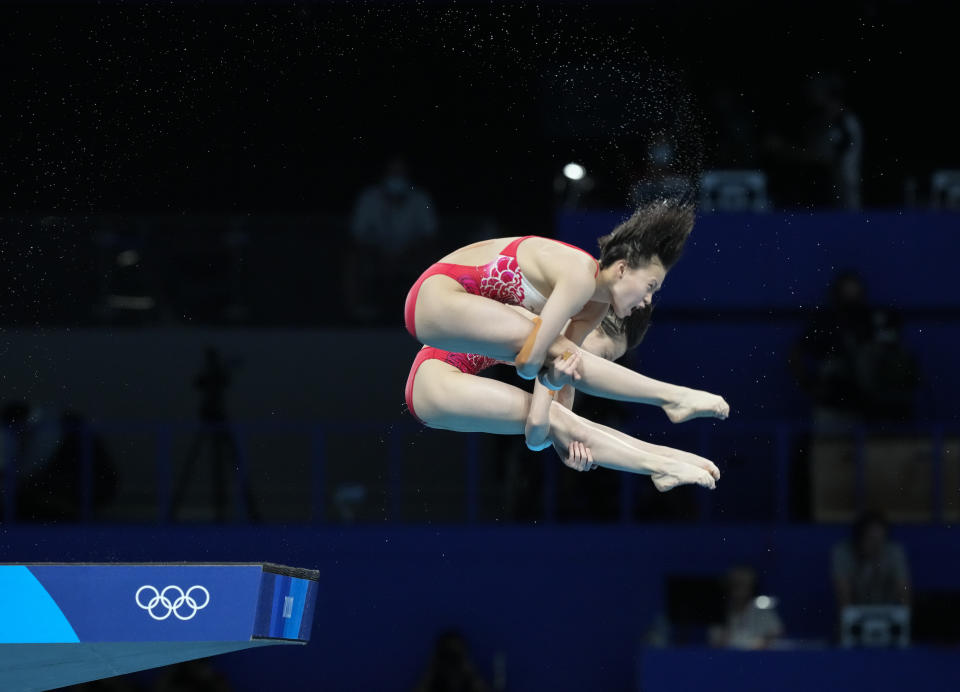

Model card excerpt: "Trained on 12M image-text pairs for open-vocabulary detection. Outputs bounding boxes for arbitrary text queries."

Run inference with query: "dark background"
[2,1,957,221]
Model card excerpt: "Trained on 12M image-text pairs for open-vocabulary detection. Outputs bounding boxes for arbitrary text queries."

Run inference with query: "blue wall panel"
[2,524,958,691]
[639,647,960,692]
[556,211,959,310]
[558,211,960,422]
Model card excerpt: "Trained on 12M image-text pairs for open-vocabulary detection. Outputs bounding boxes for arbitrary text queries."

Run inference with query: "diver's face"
[610,258,666,319]
[582,326,627,362]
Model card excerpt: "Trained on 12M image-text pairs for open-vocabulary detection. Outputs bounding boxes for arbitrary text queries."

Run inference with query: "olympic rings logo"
[135,585,210,621]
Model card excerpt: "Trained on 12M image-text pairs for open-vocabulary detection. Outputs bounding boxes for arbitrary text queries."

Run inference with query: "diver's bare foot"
[647,443,721,481]
[662,387,730,423]
[651,461,717,492]
[680,453,721,481]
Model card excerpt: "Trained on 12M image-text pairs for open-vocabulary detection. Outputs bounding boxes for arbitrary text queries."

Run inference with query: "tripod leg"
[172,432,206,520]
[224,431,260,521]
[213,431,228,522]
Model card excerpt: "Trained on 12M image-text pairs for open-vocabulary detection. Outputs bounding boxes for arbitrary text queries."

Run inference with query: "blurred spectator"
[707,85,760,168]
[789,270,919,428]
[708,565,784,650]
[788,271,919,519]
[414,628,490,692]
[1,402,32,504]
[855,308,921,422]
[344,156,438,323]
[1,400,56,479]
[764,73,863,209]
[808,74,863,209]
[631,134,694,206]
[832,510,911,612]
[153,658,232,692]
[2,401,116,521]
[17,410,118,522]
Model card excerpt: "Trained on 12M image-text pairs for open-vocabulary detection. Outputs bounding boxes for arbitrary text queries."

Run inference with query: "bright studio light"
[563,162,586,181]
[754,595,777,610]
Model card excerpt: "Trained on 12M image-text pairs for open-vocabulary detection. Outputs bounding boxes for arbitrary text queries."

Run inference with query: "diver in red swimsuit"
[404,304,720,492]
[404,200,730,425]
[404,235,597,340]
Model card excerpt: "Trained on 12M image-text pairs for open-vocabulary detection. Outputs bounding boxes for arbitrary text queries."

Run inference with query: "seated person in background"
[17,410,118,522]
[788,269,875,428]
[709,565,784,650]
[788,269,919,428]
[832,509,911,611]
[414,628,490,692]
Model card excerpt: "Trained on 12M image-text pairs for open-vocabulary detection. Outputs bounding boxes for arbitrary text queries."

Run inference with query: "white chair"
[841,605,910,648]
[930,170,960,209]
[699,170,768,212]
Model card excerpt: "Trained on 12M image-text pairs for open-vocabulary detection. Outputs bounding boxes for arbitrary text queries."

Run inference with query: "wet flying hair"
[596,198,695,270]
[598,304,654,354]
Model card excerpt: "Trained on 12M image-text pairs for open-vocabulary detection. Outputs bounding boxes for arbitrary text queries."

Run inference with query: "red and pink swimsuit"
[403,235,598,339]
[404,347,501,424]
[403,235,598,425]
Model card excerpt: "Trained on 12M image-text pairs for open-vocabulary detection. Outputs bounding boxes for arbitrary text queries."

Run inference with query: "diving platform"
[0,562,319,691]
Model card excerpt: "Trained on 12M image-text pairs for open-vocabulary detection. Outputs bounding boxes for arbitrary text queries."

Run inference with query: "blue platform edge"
[0,566,79,643]
[0,564,317,644]
[253,571,318,641]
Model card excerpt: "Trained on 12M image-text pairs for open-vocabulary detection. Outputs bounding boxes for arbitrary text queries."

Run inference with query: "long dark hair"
[598,304,654,354]
[597,199,695,270]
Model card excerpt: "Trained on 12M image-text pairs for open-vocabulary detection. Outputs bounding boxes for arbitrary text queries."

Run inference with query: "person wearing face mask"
[345,156,438,323]
[403,199,730,437]
[351,157,438,255]
[762,73,863,209]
